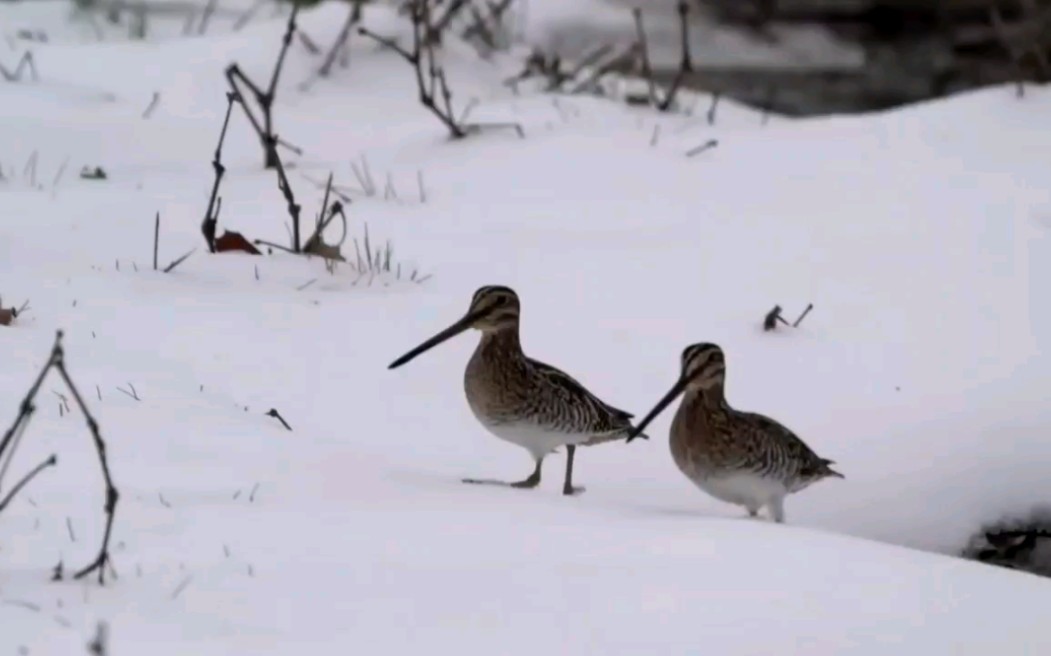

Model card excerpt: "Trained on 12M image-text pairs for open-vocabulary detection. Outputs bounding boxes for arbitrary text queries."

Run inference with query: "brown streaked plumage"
[389,285,646,495]
[627,343,842,522]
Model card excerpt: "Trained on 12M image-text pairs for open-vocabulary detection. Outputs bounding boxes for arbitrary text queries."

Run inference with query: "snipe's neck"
[477,325,524,358]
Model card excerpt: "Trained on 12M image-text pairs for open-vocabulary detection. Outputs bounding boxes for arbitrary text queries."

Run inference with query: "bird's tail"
[818,458,845,479]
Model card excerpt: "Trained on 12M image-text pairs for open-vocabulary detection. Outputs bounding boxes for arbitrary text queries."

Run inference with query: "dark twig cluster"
[964,510,1051,578]
[504,44,622,94]
[1,51,39,83]
[358,0,523,140]
[0,331,120,585]
[152,212,194,273]
[632,1,693,112]
[225,5,304,169]
[319,0,366,80]
[762,303,813,332]
[990,2,1051,97]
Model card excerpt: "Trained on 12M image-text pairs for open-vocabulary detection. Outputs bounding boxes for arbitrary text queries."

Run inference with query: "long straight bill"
[388,309,487,369]
[626,377,688,442]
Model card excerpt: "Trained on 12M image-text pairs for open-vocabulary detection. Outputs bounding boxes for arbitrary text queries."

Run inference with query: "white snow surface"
[2,1,1051,653]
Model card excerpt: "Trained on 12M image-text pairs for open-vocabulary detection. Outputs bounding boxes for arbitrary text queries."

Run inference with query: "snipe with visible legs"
[389,285,646,495]
[627,343,842,522]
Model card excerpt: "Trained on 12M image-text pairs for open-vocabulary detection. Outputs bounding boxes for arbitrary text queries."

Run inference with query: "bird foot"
[562,485,586,496]
[460,477,533,488]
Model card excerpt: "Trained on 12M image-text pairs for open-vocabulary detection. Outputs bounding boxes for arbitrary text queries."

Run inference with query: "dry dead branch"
[225,5,304,169]
[0,331,120,584]
[633,1,694,112]
[358,0,523,140]
[201,92,236,253]
[1,51,38,82]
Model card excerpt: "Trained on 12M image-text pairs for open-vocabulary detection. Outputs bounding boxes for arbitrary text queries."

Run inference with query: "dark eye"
[495,296,508,306]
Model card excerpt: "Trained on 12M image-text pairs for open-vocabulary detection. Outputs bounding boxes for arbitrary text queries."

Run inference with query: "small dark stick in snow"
[792,303,814,327]
[116,383,140,401]
[707,92,721,125]
[142,92,160,119]
[763,305,787,331]
[265,408,292,431]
[170,576,193,601]
[685,139,718,158]
[249,483,260,503]
[87,621,110,655]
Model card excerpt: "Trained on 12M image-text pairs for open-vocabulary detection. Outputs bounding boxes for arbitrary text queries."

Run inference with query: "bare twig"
[197,0,219,35]
[201,92,236,252]
[87,621,109,655]
[153,212,160,271]
[792,303,814,327]
[0,332,119,584]
[0,454,56,513]
[162,249,195,273]
[170,575,192,600]
[297,30,321,55]
[232,0,266,31]
[318,1,364,78]
[0,51,38,82]
[265,408,292,431]
[569,43,638,94]
[358,0,523,140]
[685,138,718,157]
[225,5,303,169]
[116,383,140,401]
[706,92,721,125]
[633,2,693,112]
[142,92,160,119]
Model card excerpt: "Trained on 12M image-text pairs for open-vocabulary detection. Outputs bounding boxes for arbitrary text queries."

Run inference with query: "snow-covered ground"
[2,0,1051,653]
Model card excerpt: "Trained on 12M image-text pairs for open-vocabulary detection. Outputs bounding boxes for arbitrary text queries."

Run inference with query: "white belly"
[692,473,787,509]
[473,414,592,461]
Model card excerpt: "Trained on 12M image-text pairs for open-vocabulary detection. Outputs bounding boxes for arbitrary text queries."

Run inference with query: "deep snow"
[1,1,1051,653]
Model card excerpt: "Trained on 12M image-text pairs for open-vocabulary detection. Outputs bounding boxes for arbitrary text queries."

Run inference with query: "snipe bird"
[626,343,842,522]
[389,285,645,495]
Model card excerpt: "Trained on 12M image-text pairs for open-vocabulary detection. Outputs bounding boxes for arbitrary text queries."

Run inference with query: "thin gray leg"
[562,445,585,496]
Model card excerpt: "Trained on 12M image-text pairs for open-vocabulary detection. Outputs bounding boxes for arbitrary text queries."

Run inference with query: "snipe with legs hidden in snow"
[627,343,842,522]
